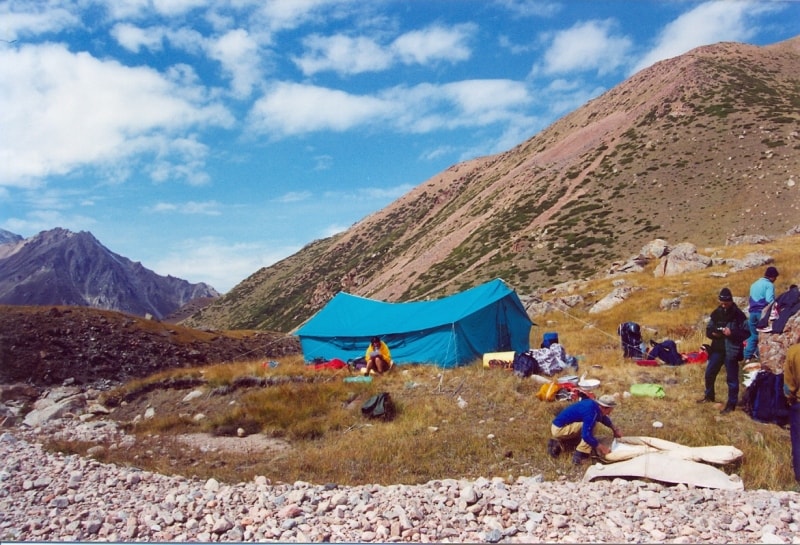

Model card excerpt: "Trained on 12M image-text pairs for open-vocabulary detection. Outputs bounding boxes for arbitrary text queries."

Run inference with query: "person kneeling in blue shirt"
[548,395,622,465]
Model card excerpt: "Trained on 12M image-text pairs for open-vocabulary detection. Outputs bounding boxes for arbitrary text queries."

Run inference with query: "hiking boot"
[547,439,562,458]
[572,451,590,465]
[696,396,715,404]
[720,403,735,414]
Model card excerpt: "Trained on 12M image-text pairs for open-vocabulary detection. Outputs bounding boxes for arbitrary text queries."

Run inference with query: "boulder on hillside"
[726,251,774,273]
[653,242,711,277]
[725,234,772,246]
[589,284,640,314]
[641,239,671,259]
[759,312,800,374]
[606,239,670,277]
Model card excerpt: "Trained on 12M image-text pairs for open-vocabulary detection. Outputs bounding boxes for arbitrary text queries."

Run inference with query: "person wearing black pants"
[698,288,748,414]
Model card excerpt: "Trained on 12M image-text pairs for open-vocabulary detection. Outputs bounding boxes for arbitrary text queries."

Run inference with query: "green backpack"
[361,392,395,420]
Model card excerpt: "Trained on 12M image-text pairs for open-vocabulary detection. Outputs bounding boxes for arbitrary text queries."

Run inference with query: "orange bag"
[536,382,561,401]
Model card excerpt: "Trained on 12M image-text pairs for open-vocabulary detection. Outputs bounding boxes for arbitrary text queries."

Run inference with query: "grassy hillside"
[50,235,800,491]
[183,37,800,333]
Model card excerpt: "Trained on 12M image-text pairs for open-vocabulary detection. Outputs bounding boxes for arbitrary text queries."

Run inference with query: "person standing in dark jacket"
[697,287,749,414]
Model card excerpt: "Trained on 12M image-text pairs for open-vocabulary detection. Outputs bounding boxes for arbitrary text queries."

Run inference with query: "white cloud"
[391,24,475,65]
[111,23,165,52]
[148,200,221,215]
[151,236,300,293]
[632,0,774,73]
[386,79,532,133]
[0,43,233,187]
[313,155,333,171]
[494,0,562,18]
[256,0,356,33]
[294,34,393,76]
[150,0,210,17]
[207,28,262,98]
[294,24,474,77]
[275,191,312,203]
[539,19,632,76]
[321,223,348,237]
[3,209,96,237]
[250,78,533,138]
[249,82,393,135]
[311,184,413,210]
[93,0,210,20]
[0,1,79,41]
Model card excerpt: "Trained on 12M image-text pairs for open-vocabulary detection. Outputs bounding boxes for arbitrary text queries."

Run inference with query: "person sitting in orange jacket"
[365,336,392,376]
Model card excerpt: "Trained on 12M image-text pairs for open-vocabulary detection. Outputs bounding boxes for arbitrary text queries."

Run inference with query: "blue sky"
[1,1,798,293]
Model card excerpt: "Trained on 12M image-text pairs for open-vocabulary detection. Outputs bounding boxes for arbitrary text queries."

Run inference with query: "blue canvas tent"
[295,278,532,368]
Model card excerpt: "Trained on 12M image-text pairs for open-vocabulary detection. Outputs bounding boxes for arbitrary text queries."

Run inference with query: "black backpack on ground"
[741,371,789,426]
[361,392,395,420]
[512,351,538,378]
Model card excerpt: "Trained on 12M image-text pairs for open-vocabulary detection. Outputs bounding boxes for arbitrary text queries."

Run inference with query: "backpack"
[618,322,646,359]
[361,392,395,420]
[741,371,789,426]
[536,382,560,401]
[512,351,538,378]
[541,332,559,348]
[647,339,684,366]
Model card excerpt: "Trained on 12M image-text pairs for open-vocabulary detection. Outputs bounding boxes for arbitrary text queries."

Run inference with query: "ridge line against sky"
[1,0,798,293]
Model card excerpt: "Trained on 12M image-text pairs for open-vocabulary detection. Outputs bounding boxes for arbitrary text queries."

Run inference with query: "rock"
[726,234,772,246]
[759,312,800,374]
[641,239,670,258]
[660,297,681,310]
[653,243,711,277]
[0,384,40,402]
[22,393,86,427]
[726,251,774,272]
[182,389,204,403]
[589,286,638,314]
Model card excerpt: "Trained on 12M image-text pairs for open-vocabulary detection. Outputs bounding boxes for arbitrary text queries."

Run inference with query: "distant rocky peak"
[0,229,23,245]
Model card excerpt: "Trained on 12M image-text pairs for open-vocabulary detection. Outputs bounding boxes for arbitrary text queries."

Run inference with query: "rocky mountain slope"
[184,36,800,334]
[0,305,300,388]
[0,228,219,320]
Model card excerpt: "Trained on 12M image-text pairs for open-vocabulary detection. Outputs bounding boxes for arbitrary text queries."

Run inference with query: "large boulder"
[759,313,800,374]
[653,242,711,277]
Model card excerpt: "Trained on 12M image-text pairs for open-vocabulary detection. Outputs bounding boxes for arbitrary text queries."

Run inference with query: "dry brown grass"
[75,237,800,490]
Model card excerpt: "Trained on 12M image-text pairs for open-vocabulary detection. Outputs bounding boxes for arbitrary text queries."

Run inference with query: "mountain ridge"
[182,35,800,333]
[0,228,219,320]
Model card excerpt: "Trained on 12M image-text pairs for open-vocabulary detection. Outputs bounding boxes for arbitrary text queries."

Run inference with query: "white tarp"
[582,436,744,490]
[603,436,743,465]
[583,453,744,490]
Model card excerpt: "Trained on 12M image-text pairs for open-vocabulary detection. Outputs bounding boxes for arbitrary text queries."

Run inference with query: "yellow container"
[482,351,515,369]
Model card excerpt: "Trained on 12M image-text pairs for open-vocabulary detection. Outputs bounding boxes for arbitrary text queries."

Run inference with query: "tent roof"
[295,278,524,337]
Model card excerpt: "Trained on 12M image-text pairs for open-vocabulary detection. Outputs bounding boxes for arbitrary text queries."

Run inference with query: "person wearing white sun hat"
[548,394,622,465]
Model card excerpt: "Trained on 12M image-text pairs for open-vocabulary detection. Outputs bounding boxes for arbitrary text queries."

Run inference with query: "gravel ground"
[2,419,800,543]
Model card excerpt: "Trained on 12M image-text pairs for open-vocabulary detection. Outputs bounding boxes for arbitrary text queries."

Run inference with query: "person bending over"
[548,395,622,465]
[365,336,392,376]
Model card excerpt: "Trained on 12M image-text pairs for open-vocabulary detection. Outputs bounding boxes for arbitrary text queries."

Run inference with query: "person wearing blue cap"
[744,266,779,363]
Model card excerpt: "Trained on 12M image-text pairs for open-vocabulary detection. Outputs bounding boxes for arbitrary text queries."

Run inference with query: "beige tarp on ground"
[582,436,744,490]
[603,436,743,464]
